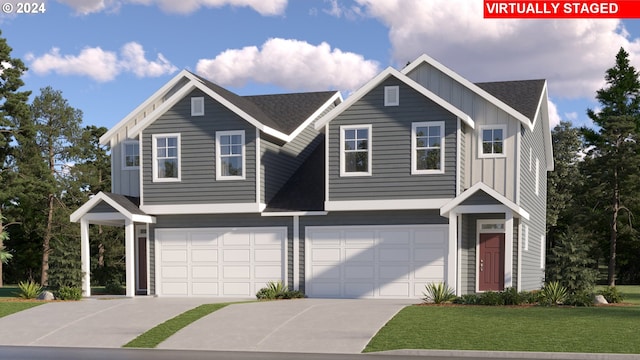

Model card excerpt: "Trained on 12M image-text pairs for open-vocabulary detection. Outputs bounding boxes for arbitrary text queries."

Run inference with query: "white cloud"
[26,42,177,82]
[353,0,640,101]
[547,99,561,129]
[196,38,380,92]
[56,0,287,15]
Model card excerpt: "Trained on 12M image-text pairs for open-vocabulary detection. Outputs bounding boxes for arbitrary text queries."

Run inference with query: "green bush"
[105,279,125,295]
[546,231,598,295]
[423,282,456,304]
[598,286,624,303]
[520,290,541,304]
[564,290,594,307]
[17,280,42,299]
[540,281,568,306]
[479,291,504,306]
[501,287,523,305]
[56,286,82,300]
[256,281,304,300]
[453,294,480,305]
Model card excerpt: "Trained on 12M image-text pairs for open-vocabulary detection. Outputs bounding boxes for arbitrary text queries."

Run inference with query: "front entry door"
[136,226,148,295]
[479,233,505,291]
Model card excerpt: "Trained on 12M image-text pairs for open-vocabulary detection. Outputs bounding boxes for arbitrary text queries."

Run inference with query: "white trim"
[325,198,450,211]
[515,128,521,205]
[478,124,507,159]
[325,124,330,201]
[315,67,474,130]
[215,130,246,180]
[139,134,145,206]
[140,202,260,214]
[255,128,261,204]
[287,92,342,141]
[152,133,181,182]
[340,124,372,177]
[401,54,531,130]
[456,213,462,296]
[540,234,546,269]
[475,219,506,293]
[384,85,399,106]
[135,224,149,294]
[191,96,204,116]
[517,222,522,292]
[440,182,530,220]
[261,211,328,217]
[121,140,140,171]
[293,215,300,291]
[505,211,514,289]
[125,220,135,297]
[70,191,156,224]
[411,121,445,175]
[81,218,90,297]
[456,118,462,196]
[447,211,458,294]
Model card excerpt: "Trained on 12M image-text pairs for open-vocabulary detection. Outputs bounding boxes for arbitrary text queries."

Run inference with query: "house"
[70,54,553,299]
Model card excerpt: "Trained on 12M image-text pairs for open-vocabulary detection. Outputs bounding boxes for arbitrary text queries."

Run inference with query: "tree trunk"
[0,210,4,288]
[98,225,104,268]
[41,193,54,287]
[608,167,619,287]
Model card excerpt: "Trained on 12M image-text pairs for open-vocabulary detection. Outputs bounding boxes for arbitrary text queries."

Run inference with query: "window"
[412,122,445,174]
[340,125,371,176]
[122,140,139,170]
[191,97,204,116]
[384,86,399,106]
[216,130,245,180]
[152,134,180,182]
[479,125,506,158]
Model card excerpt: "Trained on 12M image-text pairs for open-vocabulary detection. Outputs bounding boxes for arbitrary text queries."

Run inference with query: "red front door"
[479,233,505,291]
[137,236,147,294]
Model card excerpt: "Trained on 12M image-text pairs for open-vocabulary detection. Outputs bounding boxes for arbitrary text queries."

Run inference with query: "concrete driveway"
[0,297,415,353]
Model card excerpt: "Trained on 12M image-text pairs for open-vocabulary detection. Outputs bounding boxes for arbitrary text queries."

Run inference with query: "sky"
[2,0,640,134]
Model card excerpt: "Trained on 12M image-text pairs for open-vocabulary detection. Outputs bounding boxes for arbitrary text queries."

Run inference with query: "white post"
[505,210,514,289]
[125,220,135,297]
[293,216,300,291]
[447,211,458,295]
[81,218,91,297]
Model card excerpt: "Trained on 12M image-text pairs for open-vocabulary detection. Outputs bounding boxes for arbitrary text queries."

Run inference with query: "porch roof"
[440,182,530,220]
[70,192,156,225]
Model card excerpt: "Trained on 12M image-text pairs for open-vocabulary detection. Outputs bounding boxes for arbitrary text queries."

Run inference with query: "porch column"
[125,220,135,297]
[81,218,91,297]
[504,210,514,289]
[292,215,300,291]
[447,211,458,295]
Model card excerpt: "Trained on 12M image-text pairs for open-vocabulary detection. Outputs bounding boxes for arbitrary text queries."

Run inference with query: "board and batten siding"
[142,89,256,205]
[110,131,140,197]
[518,97,549,291]
[406,63,518,202]
[148,213,293,295]
[327,78,457,201]
[260,103,333,204]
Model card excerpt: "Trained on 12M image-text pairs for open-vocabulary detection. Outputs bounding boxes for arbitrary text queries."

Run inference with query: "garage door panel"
[156,227,286,297]
[306,225,447,299]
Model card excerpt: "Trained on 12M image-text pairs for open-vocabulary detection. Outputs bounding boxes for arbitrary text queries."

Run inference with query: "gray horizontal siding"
[90,202,118,213]
[142,89,256,205]
[328,78,457,201]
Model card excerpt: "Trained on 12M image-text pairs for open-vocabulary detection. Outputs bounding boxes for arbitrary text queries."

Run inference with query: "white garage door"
[155,227,286,297]
[305,225,447,299]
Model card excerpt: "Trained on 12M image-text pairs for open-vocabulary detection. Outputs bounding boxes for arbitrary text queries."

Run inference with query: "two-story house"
[71,53,553,299]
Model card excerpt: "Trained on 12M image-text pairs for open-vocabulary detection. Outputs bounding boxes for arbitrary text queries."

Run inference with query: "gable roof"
[100,70,341,145]
[314,67,474,130]
[69,192,155,224]
[475,79,546,122]
[440,182,530,220]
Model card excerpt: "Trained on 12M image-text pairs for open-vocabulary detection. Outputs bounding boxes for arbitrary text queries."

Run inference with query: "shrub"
[540,281,568,306]
[479,291,504,306]
[423,282,456,304]
[520,290,541,304]
[453,294,480,305]
[501,287,523,305]
[564,290,594,307]
[17,280,42,299]
[256,281,304,300]
[56,286,82,300]
[105,279,125,295]
[598,286,624,303]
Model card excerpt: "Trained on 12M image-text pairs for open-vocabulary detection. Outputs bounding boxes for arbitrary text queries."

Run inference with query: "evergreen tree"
[582,47,640,286]
[546,231,599,295]
[0,31,30,287]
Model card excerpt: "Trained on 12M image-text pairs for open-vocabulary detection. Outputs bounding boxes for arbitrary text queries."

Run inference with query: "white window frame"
[191,97,204,116]
[340,124,372,177]
[121,140,140,170]
[384,86,399,106]
[216,130,246,180]
[152,133,181,182]
[478,125,507,158]
[411,121,445,175]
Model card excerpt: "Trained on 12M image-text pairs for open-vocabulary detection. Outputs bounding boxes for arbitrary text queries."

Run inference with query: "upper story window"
[216,130,245,180]
[412,121,445,174]
[122,140,139,170]
[191,97,204,116]
[384,86,399,106]
[479,125,506,158]
[340,125,372,176]
[152,133,180,182]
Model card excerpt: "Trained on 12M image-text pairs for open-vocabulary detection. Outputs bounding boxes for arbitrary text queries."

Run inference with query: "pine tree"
[582,47,640,286]
[546,231,599,295]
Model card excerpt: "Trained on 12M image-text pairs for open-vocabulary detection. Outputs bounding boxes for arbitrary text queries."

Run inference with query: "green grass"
[365,305,640,354]
[0,301,42,317]
[607,285,640,305]
[123,302,236,348]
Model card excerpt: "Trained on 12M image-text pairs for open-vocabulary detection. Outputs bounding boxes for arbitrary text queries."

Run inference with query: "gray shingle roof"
[102,192,145,215]
[191,72,337,135]
[475,79,546,122]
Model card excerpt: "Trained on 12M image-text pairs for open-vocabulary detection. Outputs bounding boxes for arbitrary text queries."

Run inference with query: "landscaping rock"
[593,294,608,305]
[37,291,55,301]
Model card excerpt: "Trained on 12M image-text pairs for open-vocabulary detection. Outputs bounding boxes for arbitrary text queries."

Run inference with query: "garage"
[305,225,448,299]
[155,227,287,297]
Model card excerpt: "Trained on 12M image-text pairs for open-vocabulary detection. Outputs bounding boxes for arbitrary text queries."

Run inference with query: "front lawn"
[365,305,640,354]
[0,301,42,318]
